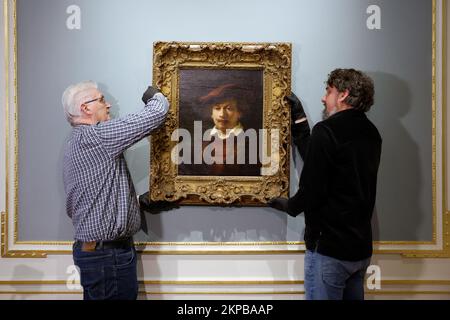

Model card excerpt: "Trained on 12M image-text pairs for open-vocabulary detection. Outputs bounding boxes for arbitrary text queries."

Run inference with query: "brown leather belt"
[78,237,133,252]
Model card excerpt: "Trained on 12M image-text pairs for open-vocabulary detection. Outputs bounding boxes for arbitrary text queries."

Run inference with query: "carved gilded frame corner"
[149,42,292,206]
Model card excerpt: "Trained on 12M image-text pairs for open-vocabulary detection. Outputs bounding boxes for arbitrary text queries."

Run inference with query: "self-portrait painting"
[150,42,291,205]
[177,68,263,177]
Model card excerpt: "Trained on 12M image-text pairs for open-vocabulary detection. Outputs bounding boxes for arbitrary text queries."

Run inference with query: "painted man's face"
[211,99,241,133]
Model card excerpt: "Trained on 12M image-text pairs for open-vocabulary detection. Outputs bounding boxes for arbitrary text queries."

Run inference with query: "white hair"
[62,81,98,126]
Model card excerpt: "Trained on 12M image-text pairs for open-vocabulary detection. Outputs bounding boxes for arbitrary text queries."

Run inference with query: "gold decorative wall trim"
[432,0,438,245]
[0,279,449,297]
[380,279,450,285]
[2,0,10,258]
[1,279,450,286]
[0,291,82,295]
[1,0,448,258]
[365,291,450,296]
[443,0,448,256]
[15,240,302,246]
[138,250,304,255]
[443,0,447,215]
[12,0,18,247]
[1,212,7,256]
[0,290,449,296]
[141,291,303,295]
[0,280,304,286]
[0,290,304,296]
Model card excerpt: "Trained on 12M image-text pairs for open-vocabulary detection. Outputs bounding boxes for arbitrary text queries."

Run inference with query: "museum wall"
[8,0,437,244]
[0,0,449,300]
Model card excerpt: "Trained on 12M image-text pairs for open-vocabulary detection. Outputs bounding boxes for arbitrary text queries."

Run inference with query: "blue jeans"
[73,242,138,300]
[304,249,371,300]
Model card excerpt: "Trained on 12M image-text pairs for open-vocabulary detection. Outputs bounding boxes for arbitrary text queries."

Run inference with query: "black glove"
[139,192,180,214]
[141,86,160,104]
[268,197,301,217]
[267,198,289,212]
[286,93,306,122]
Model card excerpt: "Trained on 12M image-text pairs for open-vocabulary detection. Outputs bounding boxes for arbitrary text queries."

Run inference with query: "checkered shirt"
[63,93,169,241]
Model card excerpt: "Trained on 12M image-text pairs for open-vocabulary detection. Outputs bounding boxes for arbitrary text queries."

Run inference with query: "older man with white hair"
[62,82,169,300]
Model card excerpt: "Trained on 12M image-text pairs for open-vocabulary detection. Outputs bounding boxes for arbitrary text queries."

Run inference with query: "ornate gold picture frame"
[150,42,292,205]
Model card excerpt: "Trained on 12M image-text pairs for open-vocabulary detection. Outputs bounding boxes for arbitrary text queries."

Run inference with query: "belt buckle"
[81,241,97,252]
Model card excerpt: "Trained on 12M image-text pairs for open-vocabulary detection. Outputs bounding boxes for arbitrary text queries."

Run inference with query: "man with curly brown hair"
[270,69,382,300]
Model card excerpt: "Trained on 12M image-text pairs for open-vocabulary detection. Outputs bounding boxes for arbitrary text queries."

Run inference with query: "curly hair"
[326,69,375,112]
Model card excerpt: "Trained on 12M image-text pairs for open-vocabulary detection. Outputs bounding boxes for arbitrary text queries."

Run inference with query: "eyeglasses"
[83,96,106,105]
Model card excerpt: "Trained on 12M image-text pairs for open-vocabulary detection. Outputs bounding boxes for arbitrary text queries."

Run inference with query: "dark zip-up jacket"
[288,108,382,261]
